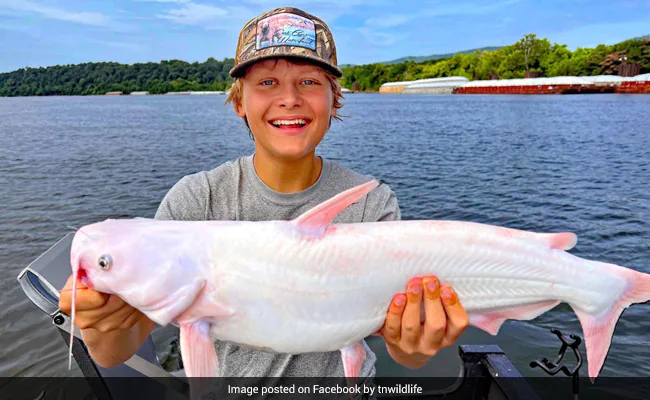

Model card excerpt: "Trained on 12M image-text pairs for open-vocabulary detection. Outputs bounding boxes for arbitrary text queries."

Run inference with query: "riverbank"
[379,74,650,95]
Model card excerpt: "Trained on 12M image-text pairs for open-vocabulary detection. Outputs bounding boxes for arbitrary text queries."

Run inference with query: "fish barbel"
[68,179,650,383]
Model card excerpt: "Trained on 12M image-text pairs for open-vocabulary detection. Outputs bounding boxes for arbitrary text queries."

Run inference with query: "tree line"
[341,34,650,91]
[0,58,235,97]
[1,34,649,97]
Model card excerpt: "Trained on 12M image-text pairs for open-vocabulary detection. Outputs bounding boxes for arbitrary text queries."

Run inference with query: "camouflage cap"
[229,7,342,78]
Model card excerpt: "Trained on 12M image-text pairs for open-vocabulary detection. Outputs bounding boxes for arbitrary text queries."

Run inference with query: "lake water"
[1,94,649,387]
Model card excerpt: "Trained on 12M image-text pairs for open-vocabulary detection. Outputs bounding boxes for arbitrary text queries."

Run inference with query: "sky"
[0,0,649,73]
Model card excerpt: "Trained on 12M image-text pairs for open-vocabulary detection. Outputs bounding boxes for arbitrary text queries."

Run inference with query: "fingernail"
[423,278,439,299]
[426,278,439,292]
[410,282,422,295]
[442,287,457,305]
[395,295,406,306]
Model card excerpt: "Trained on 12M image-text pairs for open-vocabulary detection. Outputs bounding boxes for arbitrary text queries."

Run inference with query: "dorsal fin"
[535,232,577,250]
[291,179,381,237]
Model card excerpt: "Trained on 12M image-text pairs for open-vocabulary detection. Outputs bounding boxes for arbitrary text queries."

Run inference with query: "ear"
[235,100,246,118]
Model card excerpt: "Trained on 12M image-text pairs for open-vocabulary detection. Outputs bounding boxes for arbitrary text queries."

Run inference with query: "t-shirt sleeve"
[154,173,209,221]
[364,183,401,222]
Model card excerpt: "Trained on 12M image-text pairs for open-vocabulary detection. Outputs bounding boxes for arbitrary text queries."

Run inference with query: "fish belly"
[204,221,627,354]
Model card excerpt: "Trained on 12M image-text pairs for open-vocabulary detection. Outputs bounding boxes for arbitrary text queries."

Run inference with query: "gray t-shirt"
[155,154,401,378]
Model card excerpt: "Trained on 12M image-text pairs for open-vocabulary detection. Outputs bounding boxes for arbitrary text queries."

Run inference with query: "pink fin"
[469,300,561,335]
[180,321,219,377]
[572,267,650,381]
[340,342,366,382]
[536,232,577,250]
[291,180,380,237]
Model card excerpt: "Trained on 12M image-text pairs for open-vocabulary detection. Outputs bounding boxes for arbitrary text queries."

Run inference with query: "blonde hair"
[225,59,344,139]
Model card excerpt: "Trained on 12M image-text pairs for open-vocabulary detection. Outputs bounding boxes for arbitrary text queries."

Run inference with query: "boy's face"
[235,58,335,161]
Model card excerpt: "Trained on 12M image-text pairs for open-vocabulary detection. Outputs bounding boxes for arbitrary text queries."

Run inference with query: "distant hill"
[347,34,648,67]
[380,46,503,65]
[340,46,502,68]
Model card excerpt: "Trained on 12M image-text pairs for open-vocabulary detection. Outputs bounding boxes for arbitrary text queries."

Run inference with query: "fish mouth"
[76,260,93,289]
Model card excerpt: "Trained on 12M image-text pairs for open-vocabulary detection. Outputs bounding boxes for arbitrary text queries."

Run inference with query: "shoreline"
[378,74,650,95]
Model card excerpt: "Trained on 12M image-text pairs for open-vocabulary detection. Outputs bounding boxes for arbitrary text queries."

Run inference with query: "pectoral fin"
[340,341,366,381]
[180,320,219,377]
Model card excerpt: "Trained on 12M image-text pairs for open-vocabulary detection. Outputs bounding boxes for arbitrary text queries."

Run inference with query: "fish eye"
[98,254,112,270]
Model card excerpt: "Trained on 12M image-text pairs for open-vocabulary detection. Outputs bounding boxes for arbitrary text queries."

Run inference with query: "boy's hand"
[59,274,144,333]
[376,275,469,369]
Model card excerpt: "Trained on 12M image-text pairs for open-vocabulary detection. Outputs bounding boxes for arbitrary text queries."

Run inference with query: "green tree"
[511,34,551,74]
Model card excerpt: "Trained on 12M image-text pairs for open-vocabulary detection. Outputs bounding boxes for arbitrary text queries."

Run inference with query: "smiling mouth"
[268,118,310,130]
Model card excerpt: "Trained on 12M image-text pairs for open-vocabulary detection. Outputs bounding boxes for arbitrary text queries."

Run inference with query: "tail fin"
[572,267,650,381]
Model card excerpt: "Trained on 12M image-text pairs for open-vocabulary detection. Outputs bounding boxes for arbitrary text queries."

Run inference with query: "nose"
[278,83,302,109]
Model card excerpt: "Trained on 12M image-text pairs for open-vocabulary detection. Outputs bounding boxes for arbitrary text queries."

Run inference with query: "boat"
[379,73,650,95]
[615,73,650,94]
[15,234,590,399]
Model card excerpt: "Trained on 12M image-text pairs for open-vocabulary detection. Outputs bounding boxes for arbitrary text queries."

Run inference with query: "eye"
[98,254,112,270]
[302,79,315,85]
[261,80,275,86]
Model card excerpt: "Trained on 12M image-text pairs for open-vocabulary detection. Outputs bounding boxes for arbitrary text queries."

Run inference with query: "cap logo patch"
[255,12,316,51]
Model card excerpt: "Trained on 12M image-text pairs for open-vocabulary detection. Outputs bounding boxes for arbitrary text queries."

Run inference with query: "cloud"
[242,0,381,6]
[425,0,523,17]
[156,2,230,25]
[357,27,405,46]
[133,0,190,3]
[357,12,410,48]
[353,0,522,44]
[364,15,409,28]
[84,39,145,53]
[0,0,108,26]
[548,19,650,49]
[0,21,33,33]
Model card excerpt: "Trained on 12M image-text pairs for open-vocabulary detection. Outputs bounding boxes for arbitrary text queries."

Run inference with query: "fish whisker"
[65,225,93,241]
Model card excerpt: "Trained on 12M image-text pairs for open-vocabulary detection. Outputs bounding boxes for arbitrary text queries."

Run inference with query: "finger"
[74,295,129,329]
[73,288,110,311]
[420,276,447,353]
[400,278,423,349]
[60,274,110,312]
[93,302,141,333]
[58,275,75,313]
[440,286,469,348]
[120,309,147,330]
[381,293,406,345]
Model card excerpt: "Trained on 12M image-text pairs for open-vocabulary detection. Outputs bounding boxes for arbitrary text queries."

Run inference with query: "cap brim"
[229,54,343,78]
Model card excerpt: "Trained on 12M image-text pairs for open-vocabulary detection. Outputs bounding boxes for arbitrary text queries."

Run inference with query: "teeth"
[271,119,307,126]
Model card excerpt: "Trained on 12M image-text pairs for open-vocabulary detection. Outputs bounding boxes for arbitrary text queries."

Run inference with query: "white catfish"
[68,179,650,383]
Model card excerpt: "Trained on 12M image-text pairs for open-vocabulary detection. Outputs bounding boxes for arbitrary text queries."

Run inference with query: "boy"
[59,7,468,381]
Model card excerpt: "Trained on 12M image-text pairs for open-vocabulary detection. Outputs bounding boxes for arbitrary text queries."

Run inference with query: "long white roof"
[464,76,593,87]
[632,73,650,81]
[580,75,627,83]
[380,76,469,88]
[406,76,469,88]
[379,81,414,87]
[380,72,649,89]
